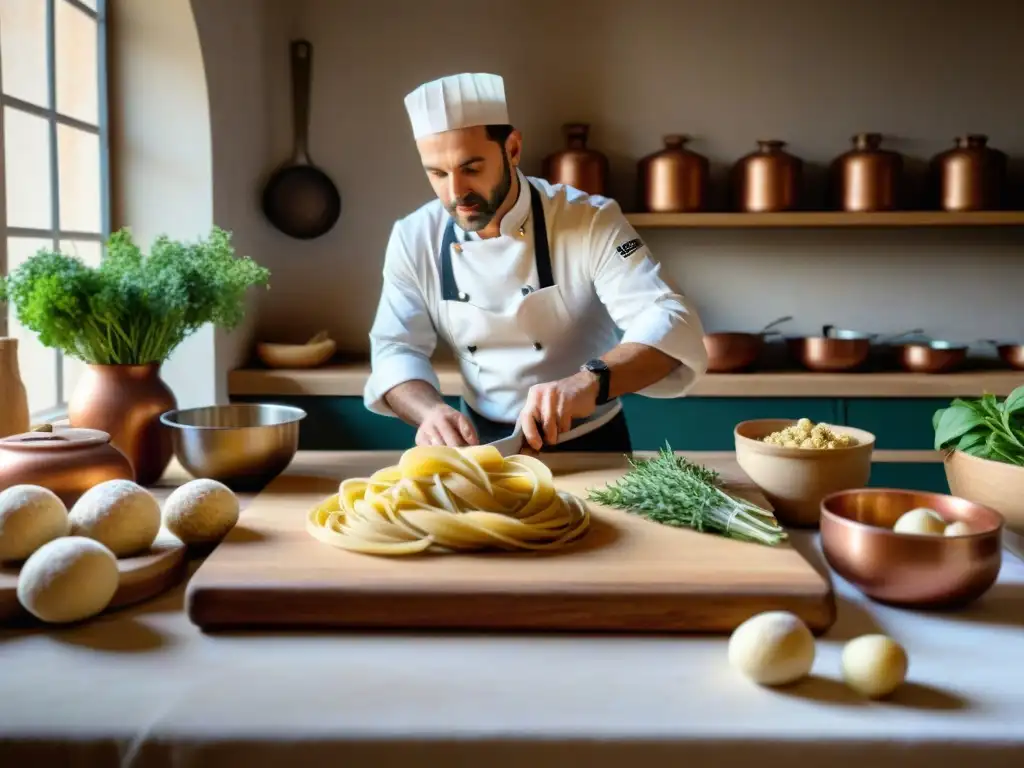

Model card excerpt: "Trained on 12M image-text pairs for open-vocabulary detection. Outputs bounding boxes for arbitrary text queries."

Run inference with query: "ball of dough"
[841,634,908,698]
[728,611,816,686]
[944,520,973,537]
[17,536,119,623]
[0,484,69,563]
[69,479,160,557]
[162,478,239,545]
[892,507,945,536]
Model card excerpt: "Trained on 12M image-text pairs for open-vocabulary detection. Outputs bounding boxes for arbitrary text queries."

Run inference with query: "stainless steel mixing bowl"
[159,403,306,491]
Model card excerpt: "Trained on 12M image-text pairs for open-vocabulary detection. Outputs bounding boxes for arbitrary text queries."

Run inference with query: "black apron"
[440,183,632,454]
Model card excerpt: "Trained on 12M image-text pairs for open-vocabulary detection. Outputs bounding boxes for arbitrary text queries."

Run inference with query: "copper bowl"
[897,340,968,373]
[786,326,873,372]
[983,339,1024,370]
[704,315,792,373]
[820,488,1003,608]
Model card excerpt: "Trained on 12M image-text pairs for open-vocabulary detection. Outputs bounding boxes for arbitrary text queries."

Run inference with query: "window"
[0,0,108,418]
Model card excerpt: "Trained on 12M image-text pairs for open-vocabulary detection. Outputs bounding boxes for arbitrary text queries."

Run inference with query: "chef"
[364,72,708,453]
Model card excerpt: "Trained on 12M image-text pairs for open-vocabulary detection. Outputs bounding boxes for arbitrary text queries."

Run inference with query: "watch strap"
[582,359,611,405]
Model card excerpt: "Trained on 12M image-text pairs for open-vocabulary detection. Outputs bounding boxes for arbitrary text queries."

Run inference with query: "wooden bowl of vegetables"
[734,418,875,529]
[934,386,1024,538]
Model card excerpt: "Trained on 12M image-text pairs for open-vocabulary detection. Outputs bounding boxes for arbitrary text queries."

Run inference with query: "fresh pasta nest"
[306,444,590,555]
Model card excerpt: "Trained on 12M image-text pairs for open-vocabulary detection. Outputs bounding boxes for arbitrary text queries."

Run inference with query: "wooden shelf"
[624,210,1024,228]
[228,360,1023,399]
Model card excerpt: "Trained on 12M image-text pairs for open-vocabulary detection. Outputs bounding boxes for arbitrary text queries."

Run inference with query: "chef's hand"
[520,371,599,451]
[415,403,479,447]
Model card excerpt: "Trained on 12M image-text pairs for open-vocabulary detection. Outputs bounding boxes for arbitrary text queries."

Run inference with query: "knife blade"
[484,403,622,457]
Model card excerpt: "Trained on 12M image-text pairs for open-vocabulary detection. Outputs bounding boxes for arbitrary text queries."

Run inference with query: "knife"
[485,404,622,457]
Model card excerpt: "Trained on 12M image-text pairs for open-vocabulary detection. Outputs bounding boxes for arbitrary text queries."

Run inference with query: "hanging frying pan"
[261,40,341,240]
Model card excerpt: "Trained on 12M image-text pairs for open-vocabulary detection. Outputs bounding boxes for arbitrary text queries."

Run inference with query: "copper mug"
[638,134,709,212]
[831,133,903,212]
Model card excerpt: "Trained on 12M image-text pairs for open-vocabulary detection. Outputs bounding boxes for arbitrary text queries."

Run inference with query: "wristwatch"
[580,359,611,406]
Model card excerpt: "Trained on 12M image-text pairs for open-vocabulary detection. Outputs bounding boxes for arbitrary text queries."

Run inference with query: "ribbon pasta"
[306,444,590,555]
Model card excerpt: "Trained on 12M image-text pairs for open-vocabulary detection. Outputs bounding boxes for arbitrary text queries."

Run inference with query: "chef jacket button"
[534,341,543,351]
[467,345,477,354]
[521,286,532,296]
[453,243,463,253]
[458,291,469,302]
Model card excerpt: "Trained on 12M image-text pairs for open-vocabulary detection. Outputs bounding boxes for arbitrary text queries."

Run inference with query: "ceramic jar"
[0,426,135,507]
[542,123,608,196]
[831,133,904,212]
[930,134,1008,211]
[0,338,29,439]
[638,134,709,212]
[67,363,177,486]
[732,140,803,212]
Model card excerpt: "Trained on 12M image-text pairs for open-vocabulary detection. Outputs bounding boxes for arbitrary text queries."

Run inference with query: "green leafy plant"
[0,226,269,365]
[587,444,788,546]
[932,385,1024,467]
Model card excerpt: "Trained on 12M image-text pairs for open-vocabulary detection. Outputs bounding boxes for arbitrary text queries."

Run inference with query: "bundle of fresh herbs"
[0,226,270,365]
[933,385,1024,467]
[587,445,789,546]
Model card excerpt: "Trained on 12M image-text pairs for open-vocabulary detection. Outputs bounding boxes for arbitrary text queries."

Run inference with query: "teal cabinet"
[844,398,946,450]
[866,462,949,494]
[622,396,839,451]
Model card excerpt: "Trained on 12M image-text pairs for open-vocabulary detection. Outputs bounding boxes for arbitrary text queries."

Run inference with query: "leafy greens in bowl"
[933,385,1024,467]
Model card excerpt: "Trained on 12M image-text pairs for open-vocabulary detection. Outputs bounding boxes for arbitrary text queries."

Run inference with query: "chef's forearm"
[383,380,447,425]
[586,342,682,400]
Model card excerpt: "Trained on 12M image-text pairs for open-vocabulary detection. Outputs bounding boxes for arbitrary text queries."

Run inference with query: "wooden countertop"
[228,359,1024,398]
[1,450,1023,767]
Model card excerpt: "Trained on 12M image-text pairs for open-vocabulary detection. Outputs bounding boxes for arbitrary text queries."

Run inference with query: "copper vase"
[930,134,1008,211]
[542,123,608,196]
[0,426,135,507]
[67,363,177,486]
[732,140,803,212]
[0,338,29,439]
[831,133,903,211]
[638,134,709,212]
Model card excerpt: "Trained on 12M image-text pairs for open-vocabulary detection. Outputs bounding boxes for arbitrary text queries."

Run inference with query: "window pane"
[56,0,98,125]
[57,124,101,232]
[77,0,98,12]
[0,0,49,107]
[3,107,53,230]
[5,237,59,415]
[58,240,102,404]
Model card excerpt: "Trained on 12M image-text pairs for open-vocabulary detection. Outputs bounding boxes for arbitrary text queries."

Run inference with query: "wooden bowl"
[820,487,1003,608]
[256,336,336,369]
[944,449,1024,537]
[734,419,875,528]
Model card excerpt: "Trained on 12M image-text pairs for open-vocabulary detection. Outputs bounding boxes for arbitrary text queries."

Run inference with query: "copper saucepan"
[703,315,792,373]
[982,339,1024,370]
[896,339,969,373]
[787,325,922,372]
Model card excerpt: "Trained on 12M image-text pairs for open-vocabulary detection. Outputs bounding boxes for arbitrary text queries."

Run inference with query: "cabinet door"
[844,398,947,450]
[623,396,841,451]
[866,462,948,494]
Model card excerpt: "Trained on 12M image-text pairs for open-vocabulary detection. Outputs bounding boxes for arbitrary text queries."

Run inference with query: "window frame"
[0,0,110,420]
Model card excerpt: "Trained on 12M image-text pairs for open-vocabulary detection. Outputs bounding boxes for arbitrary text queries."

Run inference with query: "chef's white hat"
[404,73,509,140]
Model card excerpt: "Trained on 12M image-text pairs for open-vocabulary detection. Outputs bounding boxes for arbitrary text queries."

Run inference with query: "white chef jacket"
[364,168,708,424]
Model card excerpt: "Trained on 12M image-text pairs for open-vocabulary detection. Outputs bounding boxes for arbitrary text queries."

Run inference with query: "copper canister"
[930,134,1008,211]
[638,134,709,212]
[542,123,608,196]
[831,133,903,211]
[732,140,803,212]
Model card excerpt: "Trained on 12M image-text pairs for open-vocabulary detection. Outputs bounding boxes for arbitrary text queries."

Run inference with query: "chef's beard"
[448,151,513,232]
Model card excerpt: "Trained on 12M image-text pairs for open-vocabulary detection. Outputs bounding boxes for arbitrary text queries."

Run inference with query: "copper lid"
[0,427,112,451]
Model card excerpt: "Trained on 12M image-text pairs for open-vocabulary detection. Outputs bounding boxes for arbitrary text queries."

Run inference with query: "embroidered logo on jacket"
[616,238,643,258]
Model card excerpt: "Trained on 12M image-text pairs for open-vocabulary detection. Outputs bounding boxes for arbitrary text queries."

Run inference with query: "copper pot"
[732,139,802,212]
[638,134,709,212]
[542,123,607,196]
[703,315,792,373]
[67,363,177,486]
[983,339,1024,370]
[787,326,872,372]
[0,426,135,508]
[831,133,903,212]
[930,134,1008,211]
[897,340,968,373]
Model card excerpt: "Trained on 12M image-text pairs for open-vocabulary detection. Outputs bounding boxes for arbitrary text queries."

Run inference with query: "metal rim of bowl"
[819,486,1005,539]
[159,403,307,431]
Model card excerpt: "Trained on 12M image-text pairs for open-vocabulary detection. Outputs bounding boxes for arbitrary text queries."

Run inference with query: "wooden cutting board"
[185,452,836,634]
